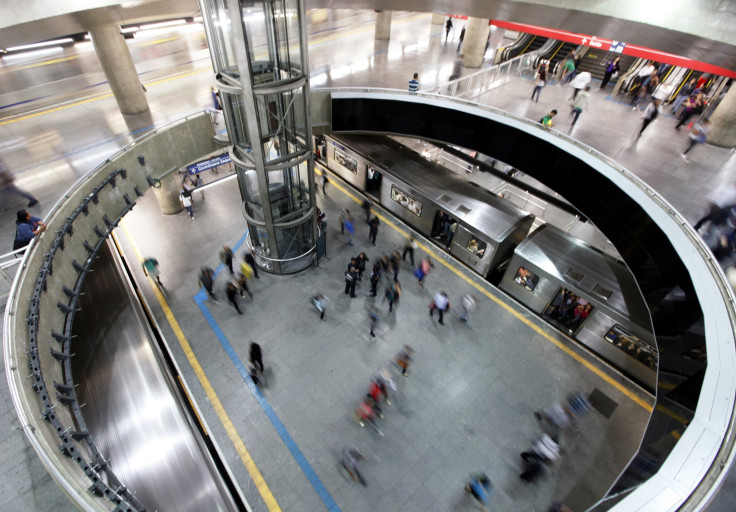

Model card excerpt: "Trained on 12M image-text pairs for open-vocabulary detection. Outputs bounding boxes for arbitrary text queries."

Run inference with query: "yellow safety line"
[15,54,79,70]
[656,404,690,426]
[317,163,653,412]
[118,220,282,512]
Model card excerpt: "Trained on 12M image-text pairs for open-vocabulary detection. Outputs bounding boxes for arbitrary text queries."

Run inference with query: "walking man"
[180,189,194,219]
[429,291,450,325]
[220,246,234,274]
[198,267,218,302]
[402,236,416,266]
[368,215,380,245]
[345,265,358,298]
[681,119,710,162]
[445,18,452,42]
[226,282,243,314]
[637,99,661,137]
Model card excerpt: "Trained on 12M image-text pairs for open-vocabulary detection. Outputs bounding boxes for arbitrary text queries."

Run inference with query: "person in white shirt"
[571,86,591,126]
[429,291,450,325]
[180,190,194,219]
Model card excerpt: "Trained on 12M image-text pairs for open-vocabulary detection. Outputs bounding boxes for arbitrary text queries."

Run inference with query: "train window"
[466,237,486,257]
[604,325,657,369]
[334,148,357,174]
[544,288,594,333]
[390,185,422,216]
[514,267,539,291]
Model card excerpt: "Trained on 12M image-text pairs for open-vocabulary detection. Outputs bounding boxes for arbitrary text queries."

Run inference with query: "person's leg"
[638,119,651,136]
[438,308,444,324]
[572,108,582,125]
[682,138,698,155]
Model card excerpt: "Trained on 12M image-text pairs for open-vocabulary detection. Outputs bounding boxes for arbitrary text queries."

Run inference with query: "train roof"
[331,133,534,241]
[514,224,652,329]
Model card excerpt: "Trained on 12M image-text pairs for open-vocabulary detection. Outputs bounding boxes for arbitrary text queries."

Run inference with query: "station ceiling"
[0,0,733,71]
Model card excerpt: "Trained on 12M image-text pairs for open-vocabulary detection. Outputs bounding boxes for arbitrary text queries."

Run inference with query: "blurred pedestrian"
[369,307,381,338]
[321,171,329,194]
[637,99,661,137]
[244,249,259,279]
[531,66,546,103]
[339,209,347,234]
[312,293,330,320]
[395,345,414,377]
[671,78,697,115]
[356,252,369,281]
[390,251,401,280]
[1,168,39,208]
[681,119,710,162]
[570,86,591,126]
[520,434,560,483]
[369,264,381,297]
[220,246,234,274]
[460,294,477,323]
[198,267,218,302]
[368,215,380,245]
[414,257,433,287]
[362,199,372,223]
[464,473,492,509]
[559,54,575,85]
[569,71,591,100]
[402,236,417,266]
[344,212,355,246]
[457,26,465,53]
[193,173,205,200]
[429,291,450,325]
[341,445,367,486]
[445,18,452,42]
[249,341,264,372]
[237,271,254,301]
[142,257,162,286]
[226,281,243,314]
[180,189,194,219]
[355,398,383,435]
[383,279,401,312]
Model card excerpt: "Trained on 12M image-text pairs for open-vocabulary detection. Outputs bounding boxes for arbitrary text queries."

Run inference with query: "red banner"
[485,19,736,79]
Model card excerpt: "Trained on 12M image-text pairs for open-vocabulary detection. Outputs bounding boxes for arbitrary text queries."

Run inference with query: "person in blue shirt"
[465,472,492,508]
[14,209,46,251]
[408,73,419,93]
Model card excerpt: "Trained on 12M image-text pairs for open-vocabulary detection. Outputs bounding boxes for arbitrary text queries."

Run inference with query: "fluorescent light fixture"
[121,26,140,34]
[139,19,187,30]
[6,38,74,52]
[193,16,203,23]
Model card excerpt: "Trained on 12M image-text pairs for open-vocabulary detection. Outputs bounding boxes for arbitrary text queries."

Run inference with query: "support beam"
[374,11,391,41]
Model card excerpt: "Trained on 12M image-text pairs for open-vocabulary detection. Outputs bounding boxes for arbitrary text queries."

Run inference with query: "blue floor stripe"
[193,231,341,512]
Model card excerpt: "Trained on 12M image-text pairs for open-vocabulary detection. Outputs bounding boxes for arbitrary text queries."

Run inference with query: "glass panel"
[239,167,263,220]
[604,325,658,369]
[390,185,422,216]
[275,219,314,259]
[209,0,239,76]
[256,90,307,163]
[222,92,251,147]
[466,237,487,257]
[514,267,540,291]
[267,166,309,221]
[544,287,595,333]
[241,0,303,86]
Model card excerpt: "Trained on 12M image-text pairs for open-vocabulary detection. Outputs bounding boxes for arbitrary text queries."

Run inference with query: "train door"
[366,166,382,199]
[544,287,595,335]
[431,210,457,247]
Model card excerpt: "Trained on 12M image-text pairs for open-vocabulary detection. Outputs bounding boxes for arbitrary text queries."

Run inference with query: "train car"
[324,133,535,278]
[499,224,656,390]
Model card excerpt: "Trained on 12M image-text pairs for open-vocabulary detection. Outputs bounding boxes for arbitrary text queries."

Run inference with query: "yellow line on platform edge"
[317,164,653,412]
[118,220,282,512]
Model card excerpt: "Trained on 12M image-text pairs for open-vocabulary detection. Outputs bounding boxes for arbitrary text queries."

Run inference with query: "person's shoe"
[681,154,690,162]
[386,399,392,406]
[438,320,444,325]
[27,199,39,207]
[534,411,543,422]
[370,331,376,337]
[350,294,356,298]
[377,411,385,419]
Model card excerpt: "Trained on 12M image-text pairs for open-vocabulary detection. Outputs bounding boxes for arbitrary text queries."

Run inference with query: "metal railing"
[429,50,541,99]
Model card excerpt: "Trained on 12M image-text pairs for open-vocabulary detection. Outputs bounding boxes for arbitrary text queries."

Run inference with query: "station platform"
[0,9,734,512]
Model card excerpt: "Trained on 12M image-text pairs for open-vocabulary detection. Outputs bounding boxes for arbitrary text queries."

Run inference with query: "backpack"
[240,262,254,279]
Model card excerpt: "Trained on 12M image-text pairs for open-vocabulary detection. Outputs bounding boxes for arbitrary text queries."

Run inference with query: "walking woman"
[531,66,546,103]
[600,56,620,89]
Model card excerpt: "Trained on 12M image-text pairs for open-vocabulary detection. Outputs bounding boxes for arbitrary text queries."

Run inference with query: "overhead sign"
[610,40,627,53]
[187,153,231,174]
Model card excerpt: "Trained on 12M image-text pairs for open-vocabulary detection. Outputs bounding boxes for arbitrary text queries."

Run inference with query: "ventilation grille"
[457,205,471,215]
[439,194,451,203]
[592,284,612,301]
[564,268,584,283]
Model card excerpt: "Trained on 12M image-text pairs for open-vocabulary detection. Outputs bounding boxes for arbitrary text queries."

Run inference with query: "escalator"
[575,50,637,82]
[500,32,548,61]
[545,41,580,75]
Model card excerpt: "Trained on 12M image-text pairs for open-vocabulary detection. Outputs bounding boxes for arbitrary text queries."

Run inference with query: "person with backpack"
[540,110,557,128]
[13,209,46,252]
[638,98,661,137]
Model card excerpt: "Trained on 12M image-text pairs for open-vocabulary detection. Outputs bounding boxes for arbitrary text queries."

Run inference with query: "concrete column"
[431,13,445,25]
[374,11,392,41]
[152,172,183,215]
[87,24,149,115]
[461,18,491,69]
[708,86,736,148]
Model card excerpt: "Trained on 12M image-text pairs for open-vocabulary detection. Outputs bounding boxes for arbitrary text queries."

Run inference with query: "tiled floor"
[1,9,733,512]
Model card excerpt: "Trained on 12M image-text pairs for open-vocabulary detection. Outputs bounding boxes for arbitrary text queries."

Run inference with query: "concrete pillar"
[152,172,183,215]
[708,86,736,148]
[431,13,445,25]
[460,18,491,69]
[87,24,149,115]
[375,11,392,41]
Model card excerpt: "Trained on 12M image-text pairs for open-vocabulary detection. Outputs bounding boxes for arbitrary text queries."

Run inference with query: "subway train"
[320,133,656,390]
